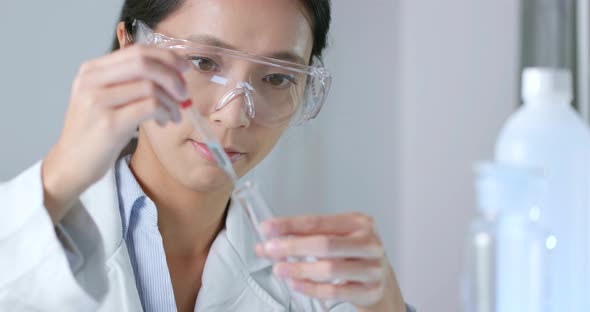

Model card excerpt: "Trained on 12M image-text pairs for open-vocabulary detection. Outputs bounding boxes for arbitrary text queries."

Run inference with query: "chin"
[181,166,234,192]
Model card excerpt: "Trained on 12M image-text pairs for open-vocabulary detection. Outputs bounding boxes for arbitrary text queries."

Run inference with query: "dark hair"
[111,0,331,62]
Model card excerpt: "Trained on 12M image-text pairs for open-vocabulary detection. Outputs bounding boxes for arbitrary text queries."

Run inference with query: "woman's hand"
[255,212,406,312]
[42,45,190,223]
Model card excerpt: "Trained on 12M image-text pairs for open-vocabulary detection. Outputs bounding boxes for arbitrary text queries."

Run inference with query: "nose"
[210,86,254,128]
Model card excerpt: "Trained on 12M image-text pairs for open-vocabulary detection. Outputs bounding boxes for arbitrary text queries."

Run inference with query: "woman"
[0,0,412,311]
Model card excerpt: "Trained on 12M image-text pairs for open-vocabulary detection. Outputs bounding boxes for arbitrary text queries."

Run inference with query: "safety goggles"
[132,20,332,128]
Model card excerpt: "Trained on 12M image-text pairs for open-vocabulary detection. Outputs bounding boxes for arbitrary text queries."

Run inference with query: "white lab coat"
[0,161,356,311]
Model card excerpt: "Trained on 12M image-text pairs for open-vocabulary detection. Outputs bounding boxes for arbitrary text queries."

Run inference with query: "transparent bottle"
[463,162,549,312]
[495,68,590,311]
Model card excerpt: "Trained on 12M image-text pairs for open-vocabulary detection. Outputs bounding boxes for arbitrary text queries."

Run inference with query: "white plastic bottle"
[495,67,590,312]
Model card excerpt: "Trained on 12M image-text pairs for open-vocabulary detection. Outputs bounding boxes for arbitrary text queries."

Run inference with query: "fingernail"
[261,222,277,237]
[159,118,169,127]
[177,84,189,99]
[180,99,192,109]
[255,244,265,256]
[291,280,304,292]
[174,111,182,123]
[273,264,290,278]
[264,240,282,256]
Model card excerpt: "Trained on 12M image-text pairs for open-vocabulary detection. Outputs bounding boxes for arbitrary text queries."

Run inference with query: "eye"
[263,74,297,88]
[188,56,220,72]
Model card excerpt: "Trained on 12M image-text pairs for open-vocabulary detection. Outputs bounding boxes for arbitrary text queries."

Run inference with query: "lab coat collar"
[80,167,123,260]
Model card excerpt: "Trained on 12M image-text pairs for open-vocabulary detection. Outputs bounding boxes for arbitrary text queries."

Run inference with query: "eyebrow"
[184,34,307,65]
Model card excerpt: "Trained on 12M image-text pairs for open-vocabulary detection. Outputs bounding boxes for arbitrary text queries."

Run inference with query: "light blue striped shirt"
[115,155,177,311]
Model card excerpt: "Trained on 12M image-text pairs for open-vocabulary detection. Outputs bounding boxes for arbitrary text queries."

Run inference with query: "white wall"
[396,1,520,311]
[0,0,123,179]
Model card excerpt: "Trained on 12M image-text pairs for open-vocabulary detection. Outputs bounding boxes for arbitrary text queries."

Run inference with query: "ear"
[116,21,131,48]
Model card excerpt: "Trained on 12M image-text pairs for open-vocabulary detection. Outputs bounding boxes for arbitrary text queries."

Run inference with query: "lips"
[190,140,244,164]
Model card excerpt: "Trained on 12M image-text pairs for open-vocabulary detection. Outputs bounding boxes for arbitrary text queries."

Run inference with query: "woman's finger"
[95,80,182,122]
[256,234,384,259]
[91,56,189,102]
[76,46,190,103]
[273,259,384,283]
[83,45,189,78]
[114,96,172,130]
[260,212,374,238]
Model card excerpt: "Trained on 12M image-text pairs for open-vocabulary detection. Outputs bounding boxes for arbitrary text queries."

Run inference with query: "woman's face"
[138,0,314,192]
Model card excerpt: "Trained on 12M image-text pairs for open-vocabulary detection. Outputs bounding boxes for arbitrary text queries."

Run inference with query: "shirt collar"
[115,155,158,239]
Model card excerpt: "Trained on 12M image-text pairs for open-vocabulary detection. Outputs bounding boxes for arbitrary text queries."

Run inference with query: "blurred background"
[0,1,587,311]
